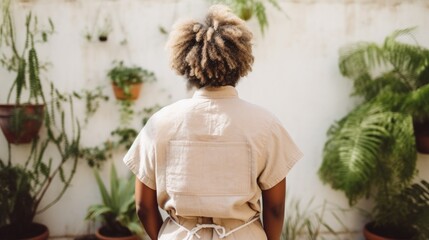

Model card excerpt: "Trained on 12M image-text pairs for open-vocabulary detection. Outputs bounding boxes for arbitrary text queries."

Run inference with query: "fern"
[339,28,429,104]
[320,102,416,204]
[401,84,429,122]
[320,28,427,234]
[374,181,429,239]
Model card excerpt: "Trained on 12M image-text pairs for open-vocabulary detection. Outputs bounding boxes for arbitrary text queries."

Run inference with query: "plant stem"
[7,142,11,166]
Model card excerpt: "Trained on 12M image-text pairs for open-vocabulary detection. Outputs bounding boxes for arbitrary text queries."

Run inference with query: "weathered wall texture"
[1,0,428,238]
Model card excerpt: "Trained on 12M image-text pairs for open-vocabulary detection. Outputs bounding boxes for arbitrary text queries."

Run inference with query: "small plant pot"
[414,121,429,154]
[112,83,142,101]
[95,226,140,240]
[0,222,49,240]
[0,104,45,144]
[99,35,108,42]
[363,222,414,240]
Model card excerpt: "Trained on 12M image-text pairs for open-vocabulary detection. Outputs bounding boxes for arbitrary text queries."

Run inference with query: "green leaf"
[254,2,268,35]
[39,161,50,178]
[28,46,44,103]
[319,102,416,204]
[85,205,112,220]
[119,193,135,215]
[110,164,119,211]
[94,170,111,207]
[127,221,143,235]
[15,59,26,104]
[59,167,65,183]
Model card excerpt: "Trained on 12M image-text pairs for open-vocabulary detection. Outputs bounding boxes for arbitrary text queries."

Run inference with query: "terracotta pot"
[363,222,414,240]
[75,234,97,240]
[414,121,429,154]
[112,83,142,101]
[95,227,140,240]
[0,222,49,240]
[0,104,45,144]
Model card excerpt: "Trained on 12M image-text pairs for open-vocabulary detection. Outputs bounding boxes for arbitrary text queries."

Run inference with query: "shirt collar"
[193,86,239,99]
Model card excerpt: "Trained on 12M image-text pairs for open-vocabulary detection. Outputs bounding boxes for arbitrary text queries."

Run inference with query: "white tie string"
[170,216,259,240]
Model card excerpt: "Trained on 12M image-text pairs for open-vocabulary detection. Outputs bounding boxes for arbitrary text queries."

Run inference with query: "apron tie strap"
[170,216,259,240]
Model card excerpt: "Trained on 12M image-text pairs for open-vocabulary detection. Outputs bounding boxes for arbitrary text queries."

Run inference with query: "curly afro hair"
[167,4,254,89]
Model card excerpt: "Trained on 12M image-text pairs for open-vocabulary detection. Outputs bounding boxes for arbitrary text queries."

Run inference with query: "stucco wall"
[1,0,429,238]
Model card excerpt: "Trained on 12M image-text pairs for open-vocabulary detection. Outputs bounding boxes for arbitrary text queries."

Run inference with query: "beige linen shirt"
[124,86,303,239]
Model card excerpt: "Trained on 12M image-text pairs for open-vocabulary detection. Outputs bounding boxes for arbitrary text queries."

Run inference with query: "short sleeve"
[123,120,157,190]
[258,118,303,190]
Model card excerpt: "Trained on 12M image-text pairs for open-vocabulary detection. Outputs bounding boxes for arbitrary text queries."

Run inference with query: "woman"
[123,5,303,240]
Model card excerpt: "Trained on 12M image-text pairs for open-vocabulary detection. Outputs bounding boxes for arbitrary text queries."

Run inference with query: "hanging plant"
[0,1,54,144]
[213,0,283,34]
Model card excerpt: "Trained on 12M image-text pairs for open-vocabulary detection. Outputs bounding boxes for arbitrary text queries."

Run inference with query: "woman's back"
[124,5,303,239]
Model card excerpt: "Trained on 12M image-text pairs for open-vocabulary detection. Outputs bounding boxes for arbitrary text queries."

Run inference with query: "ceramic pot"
[0,222,49,240]
[112,83,142,101]
[363,222,414,240]
[414,121,429,154]
[95,226,140,240]
[0,104,45,144]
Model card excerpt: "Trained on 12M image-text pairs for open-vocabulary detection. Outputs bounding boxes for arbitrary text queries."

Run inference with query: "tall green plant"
[0,2,54,105]
[0,89,81,238]
[319,28,429,239]
[86,164,143,237]
[0,5,82,239]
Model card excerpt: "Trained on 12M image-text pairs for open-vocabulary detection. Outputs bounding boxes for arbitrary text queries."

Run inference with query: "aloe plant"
[86,164,143,237]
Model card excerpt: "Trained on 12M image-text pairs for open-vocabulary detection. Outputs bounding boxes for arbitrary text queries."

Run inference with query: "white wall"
[1,0,429,238]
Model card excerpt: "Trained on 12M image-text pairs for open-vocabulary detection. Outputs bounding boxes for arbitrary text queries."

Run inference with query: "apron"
[158,215,267,240]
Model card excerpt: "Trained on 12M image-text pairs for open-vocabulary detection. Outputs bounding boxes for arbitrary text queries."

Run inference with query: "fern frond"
[380,113,416,193]
[339,42,386,80]
[383,40,428,89]
[400,80,429,121]
[340,28,429,99]
[320,102,416,204]
[254,1,268,34]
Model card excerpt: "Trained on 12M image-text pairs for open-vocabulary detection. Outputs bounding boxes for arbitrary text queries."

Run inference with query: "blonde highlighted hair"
[167,4,254,88]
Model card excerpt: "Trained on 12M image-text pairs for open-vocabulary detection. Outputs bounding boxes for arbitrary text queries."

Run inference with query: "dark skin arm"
[262,178,286,240]
[135,178,163,240]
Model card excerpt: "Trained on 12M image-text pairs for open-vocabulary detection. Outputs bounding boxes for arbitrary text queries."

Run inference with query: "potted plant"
[98,17,113,42]
[0,163,49,240]
[108,61,156,101]
[319,28,429,239]
[0,90,81,239]
[0,3,82,239]
[0,1,54,144]
[86,164,144,240]
[214,0,282,34]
